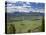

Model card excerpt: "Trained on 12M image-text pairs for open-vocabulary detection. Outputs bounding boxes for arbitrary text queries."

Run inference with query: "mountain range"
[6,11,44,17]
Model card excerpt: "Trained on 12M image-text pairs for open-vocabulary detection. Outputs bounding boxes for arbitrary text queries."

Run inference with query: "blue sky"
[6,1,44,9]
[6,0,45,13]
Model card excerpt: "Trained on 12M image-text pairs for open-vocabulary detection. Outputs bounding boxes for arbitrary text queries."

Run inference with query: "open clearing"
[7,16,43,33]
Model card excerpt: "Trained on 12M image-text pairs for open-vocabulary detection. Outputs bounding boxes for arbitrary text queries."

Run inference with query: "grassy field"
[7,16,43,34]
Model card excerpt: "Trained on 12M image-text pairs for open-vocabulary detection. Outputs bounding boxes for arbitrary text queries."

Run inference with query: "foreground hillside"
[6,12,44,34]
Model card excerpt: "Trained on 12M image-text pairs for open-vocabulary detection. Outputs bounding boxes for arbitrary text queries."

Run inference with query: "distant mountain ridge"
[6,11,44,17]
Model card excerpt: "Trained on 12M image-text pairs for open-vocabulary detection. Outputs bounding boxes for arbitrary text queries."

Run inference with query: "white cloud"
[7,6,31,13]
[7,4,12,7]
[26,2,30,4]
[7,6,44,13]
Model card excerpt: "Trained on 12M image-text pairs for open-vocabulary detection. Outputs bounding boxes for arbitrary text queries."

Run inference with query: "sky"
[6,0,30,2]
[5,0,45,13]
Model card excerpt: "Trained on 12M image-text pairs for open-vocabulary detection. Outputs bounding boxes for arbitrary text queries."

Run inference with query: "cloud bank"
[5,1,45,13]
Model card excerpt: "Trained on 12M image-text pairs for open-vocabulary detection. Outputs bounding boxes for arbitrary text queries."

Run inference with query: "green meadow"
[7,16,43,34]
